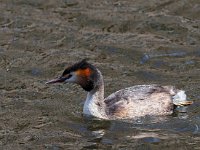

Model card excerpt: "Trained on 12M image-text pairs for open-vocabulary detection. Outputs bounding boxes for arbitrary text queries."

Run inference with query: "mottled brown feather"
[105,85,174,119]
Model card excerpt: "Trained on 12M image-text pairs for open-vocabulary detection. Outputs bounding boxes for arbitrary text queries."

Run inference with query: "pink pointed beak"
[45,77,66,84]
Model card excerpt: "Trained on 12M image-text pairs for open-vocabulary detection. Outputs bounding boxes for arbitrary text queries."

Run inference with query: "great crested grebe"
[46,59,192,119]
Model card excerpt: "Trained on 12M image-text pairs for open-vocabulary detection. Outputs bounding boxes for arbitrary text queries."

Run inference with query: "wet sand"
[0,0,200,149]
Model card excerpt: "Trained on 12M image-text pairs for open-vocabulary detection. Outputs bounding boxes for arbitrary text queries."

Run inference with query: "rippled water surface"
[0,0,200,149]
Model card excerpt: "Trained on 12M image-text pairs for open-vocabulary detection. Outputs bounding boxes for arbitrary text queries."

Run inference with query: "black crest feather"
[62,59,90,76]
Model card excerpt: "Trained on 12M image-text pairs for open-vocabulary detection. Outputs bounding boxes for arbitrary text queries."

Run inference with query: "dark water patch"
[0,18,13,28]
[76,116,200,150]
[135,71,162,81]
[141,137,161,143]
[102,21,136,33]
[97,45,122,54]
[194,49,200,57]
[44,144,65,150]
[14,0,43,7]
[77,14,111,31]
[147,21,175,32]
[140,58,198,74]
[152,60,167,68]
[185,60,195,65]
[0,79,27,91]
[13,0,64,10]
[140,54,151,64]
[138,19,189,37]
[26,68,42,76]
[62,0,79,8]
[85,119,111,132]
[140,51,187,64]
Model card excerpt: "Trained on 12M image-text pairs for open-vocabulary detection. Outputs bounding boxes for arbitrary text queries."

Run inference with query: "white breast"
[83,92,105,119]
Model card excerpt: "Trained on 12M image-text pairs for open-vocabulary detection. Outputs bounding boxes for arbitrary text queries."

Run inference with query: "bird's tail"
[172,90,193,106]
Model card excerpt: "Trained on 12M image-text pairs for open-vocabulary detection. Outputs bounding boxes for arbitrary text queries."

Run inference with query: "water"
[0,0,200,149]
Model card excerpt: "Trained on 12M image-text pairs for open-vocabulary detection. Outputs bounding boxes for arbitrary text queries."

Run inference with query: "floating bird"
[46,59,192,119]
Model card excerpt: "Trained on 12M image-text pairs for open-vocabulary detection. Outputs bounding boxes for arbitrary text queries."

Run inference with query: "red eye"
[67,74,72,79]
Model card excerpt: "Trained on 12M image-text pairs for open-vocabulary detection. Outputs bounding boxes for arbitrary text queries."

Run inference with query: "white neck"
[83,69,107,119]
